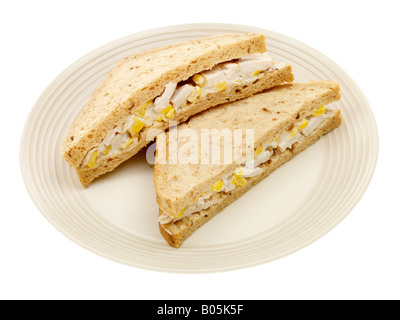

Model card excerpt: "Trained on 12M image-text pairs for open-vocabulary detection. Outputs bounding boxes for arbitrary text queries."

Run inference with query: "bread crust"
[62,33,267,170]
[159,109,342,248]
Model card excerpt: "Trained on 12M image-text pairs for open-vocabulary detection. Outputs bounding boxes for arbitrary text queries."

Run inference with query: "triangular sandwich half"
[62,33,294,187]
[154,81,342,248]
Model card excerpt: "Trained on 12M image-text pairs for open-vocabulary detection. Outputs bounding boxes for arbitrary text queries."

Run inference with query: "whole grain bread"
[62,33,268,171]
[76,64,293,187]
[159,109,342,248]
[154,81,341,217]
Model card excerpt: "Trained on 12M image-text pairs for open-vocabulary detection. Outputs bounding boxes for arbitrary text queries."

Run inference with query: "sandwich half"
[62,33,294,187]
[154,81,342,248]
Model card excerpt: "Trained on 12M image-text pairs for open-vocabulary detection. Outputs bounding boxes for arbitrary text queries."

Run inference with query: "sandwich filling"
[159,106,333,225]
[80,53,285,169]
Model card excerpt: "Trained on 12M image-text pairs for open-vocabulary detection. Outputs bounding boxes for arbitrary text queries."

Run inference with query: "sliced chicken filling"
[80,53,285,168]
[159,106,333,224]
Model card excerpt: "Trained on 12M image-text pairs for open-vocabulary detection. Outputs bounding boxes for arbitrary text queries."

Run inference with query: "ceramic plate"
[20,23,378,273]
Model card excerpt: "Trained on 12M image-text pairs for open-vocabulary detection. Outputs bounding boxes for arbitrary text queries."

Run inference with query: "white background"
[1,0,399,300]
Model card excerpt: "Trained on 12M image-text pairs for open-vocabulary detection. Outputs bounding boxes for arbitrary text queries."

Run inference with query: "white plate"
[20,23,378,273]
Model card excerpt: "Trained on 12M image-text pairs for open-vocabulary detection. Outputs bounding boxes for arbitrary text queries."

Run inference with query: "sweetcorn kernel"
[137,100,152,117]
[155,105,175,122]
[235,167,245,176]
[177,208,185,219]
[289,128,299,139]
[252,70,262,77]
[232,175,246,187]
[255,146,263,156]
[187,86,202,103]
[121,138,135,150]
[161,105,174,116]
[312,106,325,117]
[192,74,205,87]
[231,175,237,185]
[156,105,175,120]
[299,119,309,130]
[237,176,246,187]
[129,117,144,135]
[102,145,111,155]
[212,180,224,192]
[86,151,98,168]
[165,108,175,119]
[215,81,227,92]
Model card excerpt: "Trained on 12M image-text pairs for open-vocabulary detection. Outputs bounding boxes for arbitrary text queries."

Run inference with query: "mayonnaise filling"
[80,53,284,168]
[159,106,331,224]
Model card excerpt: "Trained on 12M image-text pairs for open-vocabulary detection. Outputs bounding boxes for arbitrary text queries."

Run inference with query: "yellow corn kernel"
[212,180,224,192]
[312,106,325,117]
[289,128,299,139]
[192,74,206,87]
[237,176,246,187]
[177,208,185,219]
[252,70,262,77]
[231,175,237,185]
[155,105,174,122]
[129,117,144,135]
[86,151,98,168]
[102,145,111,155]
[232,175,246,187]
[255,146,263,156]
[187,86,202,103]
[215,81,227,92]
[165,109,174,119]
[161,105,174,116]
[299,119,309,130]
[137,100,152,117]
[235,167,245,176]
[121,137,135,150]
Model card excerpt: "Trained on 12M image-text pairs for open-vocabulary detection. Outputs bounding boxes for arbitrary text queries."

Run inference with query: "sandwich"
[61,33,294,187]
[154,81,342,248]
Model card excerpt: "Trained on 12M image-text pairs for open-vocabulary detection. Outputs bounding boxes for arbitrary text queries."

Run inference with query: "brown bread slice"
[76,64,293,187]
[62,33,271,175]
[158,109,341,248]
[154,81,341,247]
[154,81,341,218]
